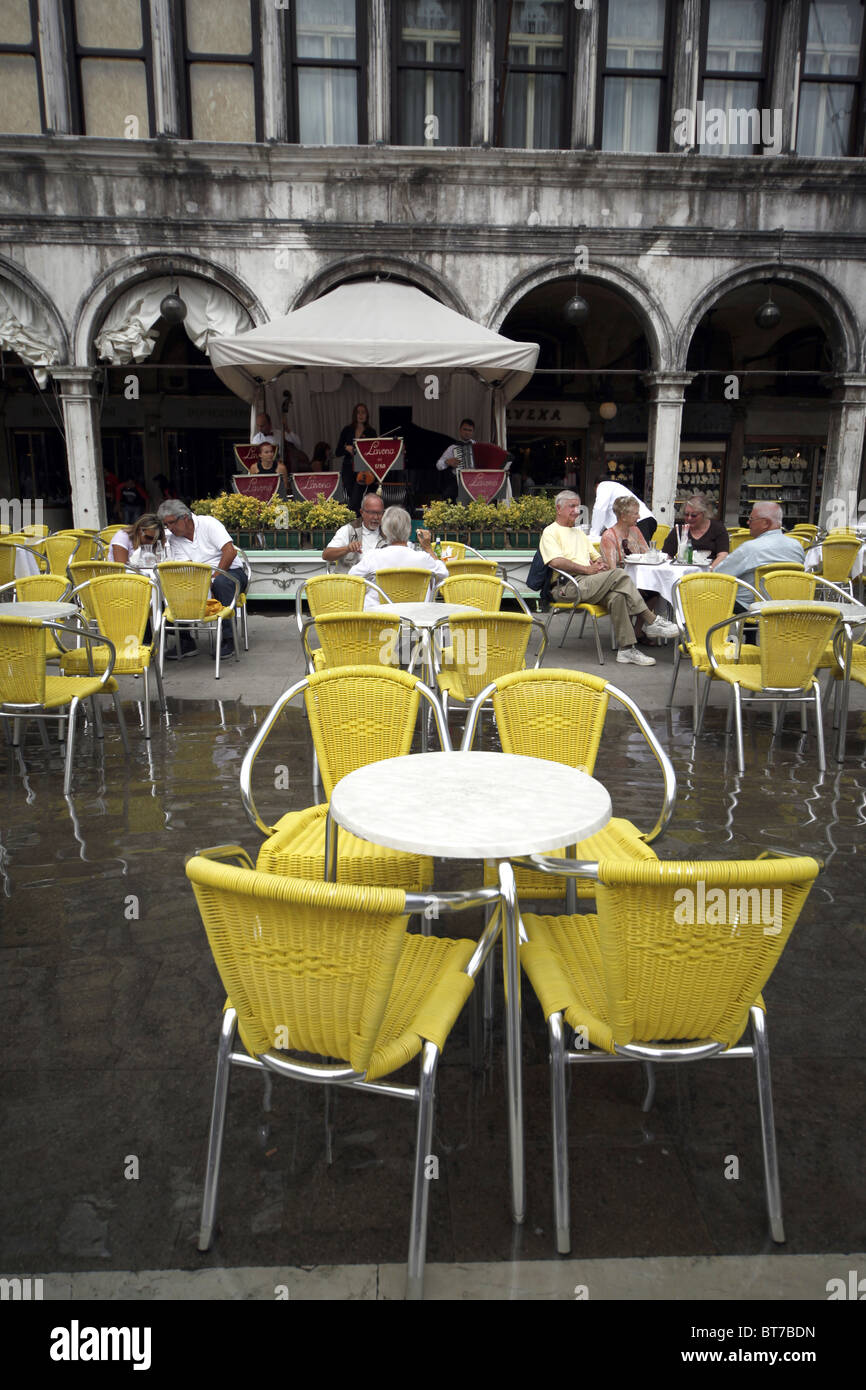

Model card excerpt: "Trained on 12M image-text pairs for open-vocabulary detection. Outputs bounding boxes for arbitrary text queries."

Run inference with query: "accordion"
[455,441,474,468]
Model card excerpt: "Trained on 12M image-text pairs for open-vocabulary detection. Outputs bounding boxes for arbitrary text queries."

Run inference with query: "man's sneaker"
[617,646,656,666]
[643,616,679,640]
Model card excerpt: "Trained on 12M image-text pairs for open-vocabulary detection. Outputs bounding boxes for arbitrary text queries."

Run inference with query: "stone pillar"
[644,373,694,526]
[259,0,288,142]
[571,3,599,149]
[724,405,747,528]
[667,0,701,151]
[470,0,495,146]
[368,0,390,143]
[52,369,106,530]
[37,0,73,133]
[819,377,866,528]
[768,0,803,155]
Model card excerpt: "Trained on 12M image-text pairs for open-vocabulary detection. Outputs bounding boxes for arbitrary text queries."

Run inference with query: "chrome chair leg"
[406,1041,439,1301]
[549,1013,570,1254]
[812,683,826,772]
[142,667,151,741]
[667,644,681,708]
[732,686,745,774]
[750,1005,785,1243]
[154,658,167,716]
[63,698,79,796]
[214,618,222,680]
[558,608,577,648]
[199,1008,238,1251]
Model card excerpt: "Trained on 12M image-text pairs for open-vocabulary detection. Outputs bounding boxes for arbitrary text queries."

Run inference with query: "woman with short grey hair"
[352,507,448,609]
[662,492,730,566]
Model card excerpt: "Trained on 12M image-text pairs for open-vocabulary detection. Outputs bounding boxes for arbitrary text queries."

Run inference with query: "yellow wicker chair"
[20,522,50,539]
[789,523,819,543]
[0,573,71,661]
[436,573,531,613]
[0,613,128,794]
[517,852,821,1253]
[62,574,166,740]
[818,536,861,596]
[187,845,505,1300]
[753,561,804,589]
[69,560,127,589]
[702,602,841,772]
[0,538,19,589]
[303,611,405,672]
[443,557,499,578]
[372,567,433,603]
[43,533,98,575]
[294,573,367,668]
[463,668,675,905]
[427,610,547,729]
[99,525,123,547]
[543,572,615,663]
[668,572,761,726]
[728,528,751,552]
[242,665,447,893]
[156,561,240,679]
[652,523,671,549]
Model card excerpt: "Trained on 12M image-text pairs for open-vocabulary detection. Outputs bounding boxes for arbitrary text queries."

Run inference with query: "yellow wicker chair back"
[312,613,402,672]
[753,562,804,591]
[305,573,367,617]
[728,529,751,552]
[819,537,861,584]
[438,574,504,610]
[444,558,498,578]
[373,567,432,603]
[20,523,50,538]
[11,574,71,656]
[0,523,10,535]
[757,604,840,690]
[437,612,531,703]
[303,665,421,798]
[0,616,47,704]
[0,539,19,587]
[44,534,96,573]
[69,561,126,591]
[790,523,818,539]
[760,570,819,601]
[676,572,740,660]
[186,854,410,1072]
[77,574,152,669]
[99,525,123,546]
[156,561,212,618]
[576,856,820,1051]
[652,524,671,548]
[491,668,608,773]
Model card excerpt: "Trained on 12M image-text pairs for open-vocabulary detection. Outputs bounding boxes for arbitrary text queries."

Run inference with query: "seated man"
[714,501,804,610]
[250,411,276,446]
[157,500,248,660]
[321,492,387,572]
[540,490,678,667]
[352,507,447,609]
[435,418,475,501]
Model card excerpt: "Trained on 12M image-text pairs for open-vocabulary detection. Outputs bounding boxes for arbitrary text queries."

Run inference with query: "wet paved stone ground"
[1,614,865,1288]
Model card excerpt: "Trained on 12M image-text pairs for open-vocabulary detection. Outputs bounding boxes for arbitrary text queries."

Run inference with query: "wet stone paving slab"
[1,689,864,1280]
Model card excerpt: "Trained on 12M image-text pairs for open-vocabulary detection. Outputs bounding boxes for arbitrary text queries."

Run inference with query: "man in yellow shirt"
[539,491,678,666]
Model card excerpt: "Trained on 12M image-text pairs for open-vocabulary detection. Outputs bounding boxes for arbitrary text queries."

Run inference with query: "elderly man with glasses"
[156,500,248,660]
[321,493,388,571]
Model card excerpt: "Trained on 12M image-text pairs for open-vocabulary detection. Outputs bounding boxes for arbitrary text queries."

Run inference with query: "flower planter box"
[311,529,326,549]
[285,532,303,550]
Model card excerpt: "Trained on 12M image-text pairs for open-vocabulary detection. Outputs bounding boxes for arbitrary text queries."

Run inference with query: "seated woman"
[126,514,167,568]
[248,441,289,497]
[310,441,333,472]
[352,506,448,610]
[662,493,730,566]
[600,494,659,639]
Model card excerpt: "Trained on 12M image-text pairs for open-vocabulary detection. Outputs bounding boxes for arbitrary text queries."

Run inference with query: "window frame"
[595,0,674,153]
[392,0,471,147]
[796,0,866,156]
[0,0,46,134]
[285,0,367,145]
[495,0,576,150]
[66,0,156,138]
[179,0,263,144]
[697,0,775,154]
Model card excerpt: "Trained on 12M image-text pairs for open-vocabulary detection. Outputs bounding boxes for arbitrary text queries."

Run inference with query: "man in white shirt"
[539,491,678,666]
[322,493,387,571]
[435,418,475,500]
[591,479,656,541]
[250,412,277,446]
[352,507,447,609]
[157,500,247,659]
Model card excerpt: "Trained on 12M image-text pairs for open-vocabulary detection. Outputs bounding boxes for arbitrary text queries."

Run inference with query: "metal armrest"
[604,681,677,843]
[529,616,549,668]
[46,623,117,685]
[240,676,310,837]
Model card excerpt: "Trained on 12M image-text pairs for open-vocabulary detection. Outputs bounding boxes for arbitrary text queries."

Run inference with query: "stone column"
[259,0,288,142]
[571,3,599,149]
[52,368,106,530]
[819,377,866,528]
[644,373,694,526]
[667,0,701,151]
[368,0,390,143]
[37,0,73,133]
[470,0,495,146]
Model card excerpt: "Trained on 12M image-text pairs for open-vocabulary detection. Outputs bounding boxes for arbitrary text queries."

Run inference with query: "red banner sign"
[458,470,508,503]
[233,444,260,472]
[232,474,281,502]
[291,472,341,503]
[353,437,404,482]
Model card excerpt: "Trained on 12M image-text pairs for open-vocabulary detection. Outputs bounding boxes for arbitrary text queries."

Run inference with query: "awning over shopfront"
[0,282,60,387]
[94,276,252,365]
[208,281,539,447]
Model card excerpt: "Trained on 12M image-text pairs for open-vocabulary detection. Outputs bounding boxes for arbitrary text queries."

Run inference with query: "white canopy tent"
[208,281,539,455]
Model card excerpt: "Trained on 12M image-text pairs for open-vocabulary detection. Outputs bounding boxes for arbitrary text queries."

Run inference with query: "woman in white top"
[111,514,166,565]
[352,507,448,610]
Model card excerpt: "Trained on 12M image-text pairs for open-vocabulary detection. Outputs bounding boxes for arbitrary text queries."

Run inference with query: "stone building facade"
[1,0,865,530]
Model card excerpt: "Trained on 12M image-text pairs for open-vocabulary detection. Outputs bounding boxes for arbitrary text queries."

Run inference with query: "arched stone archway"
[0,256,69,371]
[292,256,469,318]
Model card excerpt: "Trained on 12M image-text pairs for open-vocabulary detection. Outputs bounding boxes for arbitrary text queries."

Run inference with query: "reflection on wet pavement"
[1,693,864,1275]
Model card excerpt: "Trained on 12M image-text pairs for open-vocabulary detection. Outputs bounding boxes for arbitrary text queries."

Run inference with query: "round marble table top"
[747,599,866,622]
[329,750,612,859]
[376,601,481,628]
[1,601,79,620]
